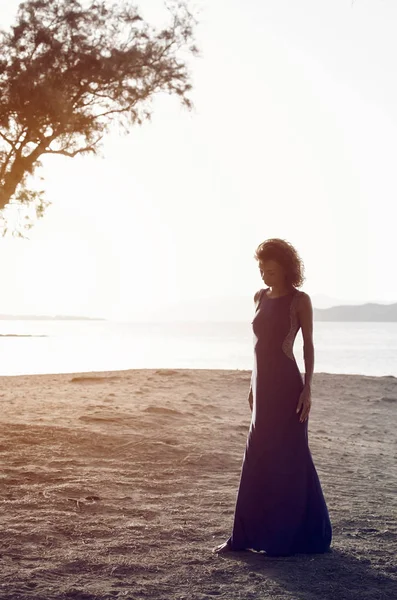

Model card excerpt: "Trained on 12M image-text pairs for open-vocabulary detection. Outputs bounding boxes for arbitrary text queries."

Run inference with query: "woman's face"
[258,259,287,287]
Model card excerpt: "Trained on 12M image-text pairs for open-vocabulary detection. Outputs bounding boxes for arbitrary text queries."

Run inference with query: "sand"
[0,368,396,600]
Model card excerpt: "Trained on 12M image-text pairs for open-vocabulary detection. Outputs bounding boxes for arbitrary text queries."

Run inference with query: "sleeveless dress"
[226,287,332,556]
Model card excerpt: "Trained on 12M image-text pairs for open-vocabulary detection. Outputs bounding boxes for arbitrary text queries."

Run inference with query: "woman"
[214,238,332,556]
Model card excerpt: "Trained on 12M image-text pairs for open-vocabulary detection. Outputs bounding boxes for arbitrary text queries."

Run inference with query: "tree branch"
[44,148,91,158]
[93,105,140,120]
[0,131,16,148]
[44,137,103,158]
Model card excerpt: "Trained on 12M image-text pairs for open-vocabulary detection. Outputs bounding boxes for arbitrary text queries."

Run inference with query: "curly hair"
[254,238,305,287]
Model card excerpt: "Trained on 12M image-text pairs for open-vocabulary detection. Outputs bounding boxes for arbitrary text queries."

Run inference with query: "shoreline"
[0,366,396,380]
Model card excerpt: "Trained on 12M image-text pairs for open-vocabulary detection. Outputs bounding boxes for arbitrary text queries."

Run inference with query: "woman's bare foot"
[212,539,232,554]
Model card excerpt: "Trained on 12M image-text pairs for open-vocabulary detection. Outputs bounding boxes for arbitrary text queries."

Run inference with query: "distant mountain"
[314,303,397,322]
[0,315,106,321]
[145,295,397,323]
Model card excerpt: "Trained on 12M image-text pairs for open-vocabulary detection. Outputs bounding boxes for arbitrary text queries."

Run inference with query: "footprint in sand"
[155,369,180,377]
[136,385,152,394]
[143,406,182,416]
[70,375,121,384]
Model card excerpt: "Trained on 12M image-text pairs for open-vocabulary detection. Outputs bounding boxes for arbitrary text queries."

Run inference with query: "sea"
[0,319,396,378]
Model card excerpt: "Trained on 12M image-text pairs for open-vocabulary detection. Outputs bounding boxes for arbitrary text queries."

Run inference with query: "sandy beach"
[0,368,396,600]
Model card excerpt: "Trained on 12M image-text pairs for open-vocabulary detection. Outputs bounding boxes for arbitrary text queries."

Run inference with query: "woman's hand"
[296,385,312,422]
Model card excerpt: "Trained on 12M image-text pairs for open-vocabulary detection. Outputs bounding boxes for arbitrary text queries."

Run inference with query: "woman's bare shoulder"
[254,289,265,303]
[296,290,313,310]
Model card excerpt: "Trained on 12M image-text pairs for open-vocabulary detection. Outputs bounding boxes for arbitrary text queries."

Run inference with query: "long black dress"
[226,287,332,556]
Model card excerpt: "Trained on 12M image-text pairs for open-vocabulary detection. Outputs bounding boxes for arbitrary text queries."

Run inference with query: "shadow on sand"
[219,546,397,600]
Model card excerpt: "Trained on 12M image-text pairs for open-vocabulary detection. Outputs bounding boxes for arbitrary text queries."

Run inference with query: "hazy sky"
[0,0,396,320]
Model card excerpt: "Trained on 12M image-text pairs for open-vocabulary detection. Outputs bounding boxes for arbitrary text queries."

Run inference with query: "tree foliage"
[0,0,197,236]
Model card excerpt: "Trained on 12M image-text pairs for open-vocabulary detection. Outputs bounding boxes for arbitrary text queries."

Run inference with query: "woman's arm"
[298,292,314,388]
[295,292,314,422]
[248,289,263,411]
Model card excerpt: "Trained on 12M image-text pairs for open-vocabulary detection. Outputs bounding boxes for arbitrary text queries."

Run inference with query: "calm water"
[0,320,396,377]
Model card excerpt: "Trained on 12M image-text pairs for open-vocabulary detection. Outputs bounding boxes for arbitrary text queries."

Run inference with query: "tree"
[0,0,197,236]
